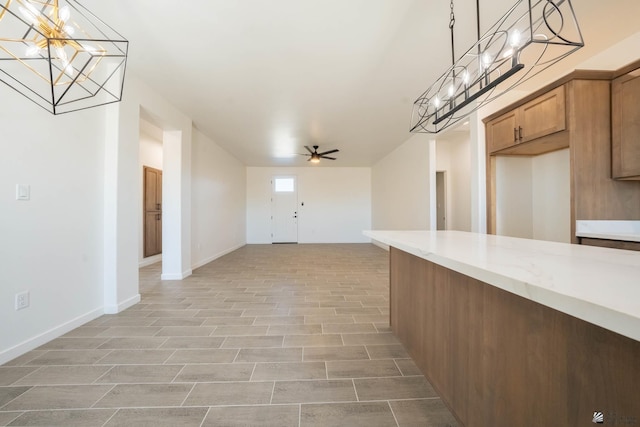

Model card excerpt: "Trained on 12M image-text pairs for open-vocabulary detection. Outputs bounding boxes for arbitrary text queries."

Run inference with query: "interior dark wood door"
[143,166,162,257]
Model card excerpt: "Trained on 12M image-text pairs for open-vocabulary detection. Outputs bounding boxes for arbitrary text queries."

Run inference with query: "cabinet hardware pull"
[518,126,523,140]
[514,128,518,142]
[157,203,161,210]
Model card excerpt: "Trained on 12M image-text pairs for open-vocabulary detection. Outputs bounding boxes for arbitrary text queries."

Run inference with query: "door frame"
[271,175,299,243]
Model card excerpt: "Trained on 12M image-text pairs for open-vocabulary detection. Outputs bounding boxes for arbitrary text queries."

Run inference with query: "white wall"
[436,133,472,231]
[247,167,371,244]
[138,121,163,266]
[191,128,246,268]
[0,88,106,364]
[495,156,533,239]
[371,134,434,230]
[495,149,570,243]
[532,149,571,243]
[104,73,194,309]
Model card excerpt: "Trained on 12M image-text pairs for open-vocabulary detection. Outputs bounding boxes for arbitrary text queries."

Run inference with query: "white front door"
[272,176,298,243]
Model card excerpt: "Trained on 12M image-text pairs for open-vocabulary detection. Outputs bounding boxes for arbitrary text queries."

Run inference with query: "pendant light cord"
[449,0,455,65]
[476,0,481,39]
[476,0,481,59]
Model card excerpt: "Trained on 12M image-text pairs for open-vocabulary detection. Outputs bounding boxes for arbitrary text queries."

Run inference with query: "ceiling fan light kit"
[0,0,128,114]
[300,145,339,164]
[410,0,583,134]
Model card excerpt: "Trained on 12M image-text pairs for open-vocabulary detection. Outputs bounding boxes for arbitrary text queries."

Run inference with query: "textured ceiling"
[82,0,640,166]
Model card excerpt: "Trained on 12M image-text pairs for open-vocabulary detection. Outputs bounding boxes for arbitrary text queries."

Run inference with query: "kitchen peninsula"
[365,230,640,427]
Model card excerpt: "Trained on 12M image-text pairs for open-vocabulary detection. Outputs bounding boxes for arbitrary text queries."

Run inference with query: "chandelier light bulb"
[433,96,441,108]
[82,43,96,53]
[25,43,41,56]
[64,25,75,35]
[482,52,492,69]
[509,29,522,48]
[448,84,455,97]
[55,46,67,62]
[462,70,470,85]
[59,5,71,22]
[18,5,39,25]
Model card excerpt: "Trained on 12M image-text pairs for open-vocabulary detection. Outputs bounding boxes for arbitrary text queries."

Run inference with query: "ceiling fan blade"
[321,156,337,160]
[318,149,339,156]
[304,146,314,154]
[298,153,311,156]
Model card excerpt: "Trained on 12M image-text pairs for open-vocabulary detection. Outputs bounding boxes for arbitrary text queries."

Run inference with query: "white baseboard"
[103,293,141,314]
[0,306,104,365]
[161,269,192,280]
[139,254,162,268]
[191,243,246,270]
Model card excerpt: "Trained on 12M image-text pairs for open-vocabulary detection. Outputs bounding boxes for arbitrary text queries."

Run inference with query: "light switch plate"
[16,184,30,201]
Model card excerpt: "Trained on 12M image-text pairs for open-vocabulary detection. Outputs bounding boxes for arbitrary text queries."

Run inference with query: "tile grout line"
[170,364,188,383]
[248,362,258,381]
[92,365,117,384]
[179,382,198,407]
[269,381,276,404]
[352,378,360,402]
[387,400,401,427]
[392,358,403,376]
[89,383,117,409]
[100,408,120,427]
[199,406,212,427]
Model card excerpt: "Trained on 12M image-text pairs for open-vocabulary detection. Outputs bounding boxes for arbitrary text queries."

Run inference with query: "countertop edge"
[365,230,640,343]
[576,231,640,243]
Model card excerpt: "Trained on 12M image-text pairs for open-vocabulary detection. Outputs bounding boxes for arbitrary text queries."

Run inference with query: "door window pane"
[274,178,295,192]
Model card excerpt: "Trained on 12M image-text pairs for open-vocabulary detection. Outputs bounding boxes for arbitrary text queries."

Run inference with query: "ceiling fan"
[300,145,339,163]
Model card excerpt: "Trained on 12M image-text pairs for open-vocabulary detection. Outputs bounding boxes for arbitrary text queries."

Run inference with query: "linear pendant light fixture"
[410,0,583,134]
[0,0,128,114]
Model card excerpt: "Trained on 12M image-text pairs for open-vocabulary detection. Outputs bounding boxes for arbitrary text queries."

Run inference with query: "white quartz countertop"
[576,220,640,242]
[364,230,640,342]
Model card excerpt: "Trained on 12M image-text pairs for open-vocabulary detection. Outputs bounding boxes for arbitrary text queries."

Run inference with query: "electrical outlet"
[15,291,29,310]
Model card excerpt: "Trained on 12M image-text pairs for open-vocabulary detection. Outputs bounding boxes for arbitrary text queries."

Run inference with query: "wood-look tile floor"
[0,244,458,426]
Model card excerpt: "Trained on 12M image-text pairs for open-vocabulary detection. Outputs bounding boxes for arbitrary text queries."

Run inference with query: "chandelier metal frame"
[410,0,584,134]
[0,0,128,114]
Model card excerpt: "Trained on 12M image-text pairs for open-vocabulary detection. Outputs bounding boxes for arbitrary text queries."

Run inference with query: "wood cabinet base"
[390,247,640,427]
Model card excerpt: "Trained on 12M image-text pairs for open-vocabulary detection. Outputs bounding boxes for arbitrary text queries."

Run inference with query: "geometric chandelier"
[410,0,583,134]
[0,0,128,114]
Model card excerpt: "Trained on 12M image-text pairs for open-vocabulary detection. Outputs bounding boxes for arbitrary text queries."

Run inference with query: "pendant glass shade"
[410,0,583,134]
[0,0,128,114]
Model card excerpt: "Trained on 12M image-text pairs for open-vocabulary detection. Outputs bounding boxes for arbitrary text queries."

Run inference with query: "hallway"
[0,244,457,426]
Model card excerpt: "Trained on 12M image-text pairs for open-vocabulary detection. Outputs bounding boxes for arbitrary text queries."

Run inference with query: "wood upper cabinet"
[486,110,518,153]
[485,71,640,242]
[486,85,566,154]
[612,67,640,180]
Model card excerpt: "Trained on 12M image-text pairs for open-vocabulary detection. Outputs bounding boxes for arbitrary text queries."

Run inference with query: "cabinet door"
[486,110,518,153]
[518,86,566,142]
[612,69,640,179]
